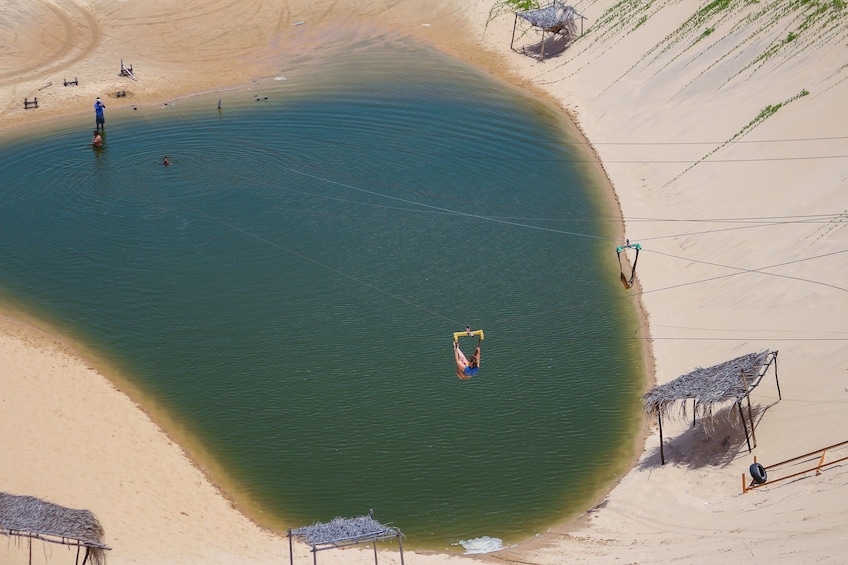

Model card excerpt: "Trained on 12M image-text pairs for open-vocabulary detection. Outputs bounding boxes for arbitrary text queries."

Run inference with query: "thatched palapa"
[510,1,585,61]
[643,350,780,464]
[0,492,110,565]
[288,511,404,564]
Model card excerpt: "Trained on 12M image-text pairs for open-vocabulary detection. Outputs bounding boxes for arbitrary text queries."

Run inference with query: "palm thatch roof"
[643,350,774,420]
[642,351,780,465]
[0,492,110,565]
[516,1,581,34]
[510,2,585,61]
[288,511,404,564]
[290,513,401,548]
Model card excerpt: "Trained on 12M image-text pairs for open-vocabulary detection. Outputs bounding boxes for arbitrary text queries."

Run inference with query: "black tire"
[749,462,767,484]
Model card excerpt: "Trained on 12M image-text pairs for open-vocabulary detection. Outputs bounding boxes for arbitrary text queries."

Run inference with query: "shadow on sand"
[638,400,781,470]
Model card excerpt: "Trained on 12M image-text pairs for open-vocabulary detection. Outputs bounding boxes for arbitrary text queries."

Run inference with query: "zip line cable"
[205,120,848,242]
[214,156,848,340]
[413,213,844,224]
[634,216,846,242]
[283,124,848,156]
[199,157,848,248]
[237,153,847,297]
[280,165,610,240]
[168,194,464,327]
[146,105,846,230]
[624,213,844,223]
[178,106,846,230]
[223,144,846,245]
[653,336,848,341]
[132,114,451,327]
[218,127,848,165]
[164,122,616,242]
[639,248,848,295]
[248,121,848,325]
[148,105,847,342]
[583,135,848,146]
[149,99,845,165]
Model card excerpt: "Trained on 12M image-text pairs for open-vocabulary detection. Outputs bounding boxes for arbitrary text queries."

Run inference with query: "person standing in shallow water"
[94,97,106,130]
[163,156,170,166]
[91,130,102,147]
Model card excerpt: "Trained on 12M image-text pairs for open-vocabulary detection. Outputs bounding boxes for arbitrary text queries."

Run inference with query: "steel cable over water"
[0,45,647,549]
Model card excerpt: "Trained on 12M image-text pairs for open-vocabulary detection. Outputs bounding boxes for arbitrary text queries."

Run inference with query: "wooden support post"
[658,411,665,465]
[288,529,293,565]
[741,370,757,448]
[773,352,782,400]
[510,14,518,51]
[373,538,378,564]
[738,402,752,453]
[692,398,696,428]
[742,455,758,493]
[540,30,547,61]
[816,450,828,475]
[121,59,138,81]
[398,533,405,565]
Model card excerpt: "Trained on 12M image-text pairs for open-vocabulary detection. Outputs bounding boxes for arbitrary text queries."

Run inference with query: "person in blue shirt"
[454,339,481,380]
[94,98,106,130]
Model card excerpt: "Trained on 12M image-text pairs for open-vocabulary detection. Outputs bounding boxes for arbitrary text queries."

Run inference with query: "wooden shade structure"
[0,493,111,565]
[288,510,404,565]
[643,350,781,465]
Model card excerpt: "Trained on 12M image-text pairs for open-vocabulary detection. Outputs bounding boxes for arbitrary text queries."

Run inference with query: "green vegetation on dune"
[486,0,843,183]
[665,88,811,185]
[580,0,847,90]
[731,88,810,141]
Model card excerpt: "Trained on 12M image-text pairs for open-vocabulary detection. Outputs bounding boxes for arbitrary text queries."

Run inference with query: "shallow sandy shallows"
[2,0,848,564]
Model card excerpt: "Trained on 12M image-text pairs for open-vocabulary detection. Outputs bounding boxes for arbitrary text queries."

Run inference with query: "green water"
[0,42,644,549]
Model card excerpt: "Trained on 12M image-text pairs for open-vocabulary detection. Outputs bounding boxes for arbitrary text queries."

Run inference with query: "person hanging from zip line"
[454,326,481,380]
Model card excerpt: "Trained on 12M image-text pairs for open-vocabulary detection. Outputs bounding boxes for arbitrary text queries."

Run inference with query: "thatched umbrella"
[0,492,110,565]
[288,510,404,565]
[642,350,780,464]
[510,1,585,60]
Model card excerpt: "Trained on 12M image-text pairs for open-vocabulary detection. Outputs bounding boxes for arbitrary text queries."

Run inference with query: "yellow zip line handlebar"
[454,329,484,343]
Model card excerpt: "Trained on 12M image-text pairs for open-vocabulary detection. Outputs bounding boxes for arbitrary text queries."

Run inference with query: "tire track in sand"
[0,0,101,86]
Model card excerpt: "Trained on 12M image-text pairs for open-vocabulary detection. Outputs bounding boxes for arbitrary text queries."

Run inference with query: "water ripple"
[0,44,643,549]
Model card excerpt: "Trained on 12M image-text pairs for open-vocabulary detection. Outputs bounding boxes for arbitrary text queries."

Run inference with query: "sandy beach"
[2,0,847,563]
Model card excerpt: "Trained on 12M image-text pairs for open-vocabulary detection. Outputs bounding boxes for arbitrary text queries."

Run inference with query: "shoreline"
[3,0,847,563]
[0,63,645,550]
[0,0,653,539]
